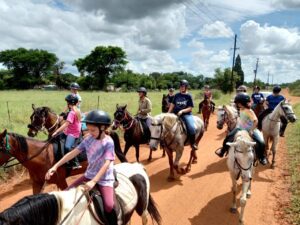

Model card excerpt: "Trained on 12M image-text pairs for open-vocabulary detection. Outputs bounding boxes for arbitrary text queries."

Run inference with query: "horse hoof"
[179,168,186,174]
[271,164,275,169]
[230,208,237,214]
[192,158,198,164]
[147,158,152,162]
[185,167,191,173]
[246,193,251,199]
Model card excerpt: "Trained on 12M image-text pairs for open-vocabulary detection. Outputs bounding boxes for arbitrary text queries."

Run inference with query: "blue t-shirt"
[266,94,285,110]
[251,93,264,104]
[172,92,194,114]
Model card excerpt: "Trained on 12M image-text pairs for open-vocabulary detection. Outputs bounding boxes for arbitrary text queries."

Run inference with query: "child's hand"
[84,180,96,191]
[45,167,57,180]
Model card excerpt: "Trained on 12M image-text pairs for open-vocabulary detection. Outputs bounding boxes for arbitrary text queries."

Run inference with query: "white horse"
[149,113,204,180]
[261,100,297,168]
[0,163,161,225]
[227,130,256,225]
[216,105,238,132]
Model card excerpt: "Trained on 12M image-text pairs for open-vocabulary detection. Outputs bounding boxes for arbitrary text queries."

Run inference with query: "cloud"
[271,0,300,9]
[199,21,233,38]
[240,20,300,55]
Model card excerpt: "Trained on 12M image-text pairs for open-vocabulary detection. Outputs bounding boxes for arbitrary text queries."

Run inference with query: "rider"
[167,87,175,107]
[136,87,152,139]
[198,85,215,113]
[70,82,82,108]
[215,93,268,165]
[251,86,265,110]
[52,94,82,169]
[257,86,287,137]
[168,79,198,151]
[46,110,118,225]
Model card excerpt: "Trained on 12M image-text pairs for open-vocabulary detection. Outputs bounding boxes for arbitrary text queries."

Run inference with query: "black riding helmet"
[273,86,281,94]
[84,110,111,125]
[65,94,79,105]
[179,79,189,87]
[234,93,251,107]
[70,82,80,90]
[137,87,147,95]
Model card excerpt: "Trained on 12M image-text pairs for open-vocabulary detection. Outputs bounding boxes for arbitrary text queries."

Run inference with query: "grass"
[286,103,300,224]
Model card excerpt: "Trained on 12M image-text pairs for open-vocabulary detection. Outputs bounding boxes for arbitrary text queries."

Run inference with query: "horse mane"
[224,105,237,119]
[10,133,29,153]
[162,113,178,130]
[0,193,60,225]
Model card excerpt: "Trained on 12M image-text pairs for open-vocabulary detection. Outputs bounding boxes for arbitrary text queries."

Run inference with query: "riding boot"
[105,209,118,225]
[189,134,198,151]
[215,147,227,158]
[198,104,202,114]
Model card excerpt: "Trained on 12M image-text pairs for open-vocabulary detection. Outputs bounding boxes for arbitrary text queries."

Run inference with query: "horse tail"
[147,194,162,225]
[110,131,128,162]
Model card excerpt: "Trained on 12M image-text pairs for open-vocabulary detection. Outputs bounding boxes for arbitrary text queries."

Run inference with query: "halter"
[233,147,254,180]
[28,110,59,133]
[218,107,237,131]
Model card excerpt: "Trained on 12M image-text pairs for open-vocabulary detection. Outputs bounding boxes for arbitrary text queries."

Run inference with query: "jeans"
[181,114,196,135]
[252,129,265,159]
[65,134,76,154]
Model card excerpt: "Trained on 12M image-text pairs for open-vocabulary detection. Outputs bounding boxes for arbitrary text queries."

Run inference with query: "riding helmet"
[204,85,210,89]
[179,79,189,87]
[234,93,251,105]
[236,85,247,92]
[65,94,79,105]
[254,85,260,90]
[70,82,80,90]
[273,86,281,93]
[83,110,111,125]
[137,87,147,95]
[169,87,175,92]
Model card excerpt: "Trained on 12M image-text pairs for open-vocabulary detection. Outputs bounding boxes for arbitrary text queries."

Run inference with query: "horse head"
[112,104,128,130]
[216,106,225,129]
[279,100,297,123]
[149,115,165,151]
[27,105,50,137]
[227,131,256,182]
[0,129,11,166]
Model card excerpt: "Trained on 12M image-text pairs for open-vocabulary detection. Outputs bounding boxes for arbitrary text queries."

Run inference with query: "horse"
[112,104,165,162]
[161,94,169,113]
[0,129,127,194]
[226,130,256,225]
[149,113,205,180]
[201,98,213,131]
[0,162,162,225]
[27,104,63,138]
[216,105,238,133]
[261,100,297,168]
[252,101,265,118]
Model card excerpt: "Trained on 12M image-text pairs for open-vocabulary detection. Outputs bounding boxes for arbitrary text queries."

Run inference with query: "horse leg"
[166,149,175,181]
[271,136,279,169]
[124,142,131,156]
[174,148,185,174]
[148,148,152,162]
[142,211,149,225]
[192,150,198,164]
[239,180,251,225]
[230,173,238,214]
[185,150,195,173]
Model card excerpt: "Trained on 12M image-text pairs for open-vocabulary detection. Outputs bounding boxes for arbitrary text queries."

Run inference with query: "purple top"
[77,134,115,187]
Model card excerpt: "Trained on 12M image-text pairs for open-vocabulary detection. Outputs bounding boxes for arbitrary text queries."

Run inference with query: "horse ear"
[123,104,127,110]
[226,142,236,147]
[2,129,7,137]
[116,104,119,109]
[32,104,35,110]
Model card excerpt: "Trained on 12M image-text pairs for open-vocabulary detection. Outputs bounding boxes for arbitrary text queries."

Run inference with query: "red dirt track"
[0,89,298,225]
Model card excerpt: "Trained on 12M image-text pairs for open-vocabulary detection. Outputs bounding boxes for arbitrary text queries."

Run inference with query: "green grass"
[286,103,300,224]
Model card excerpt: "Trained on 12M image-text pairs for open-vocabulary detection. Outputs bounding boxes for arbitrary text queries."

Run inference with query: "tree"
[214,68,238,93]
[233,54,244,88]
[111,70,140,90]
[73,46,128,90]
[0,48,58,89]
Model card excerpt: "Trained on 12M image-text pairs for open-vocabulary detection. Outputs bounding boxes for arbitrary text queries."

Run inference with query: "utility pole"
[253,58,259,86]
[267,72,270,90]
[231,34,239,91]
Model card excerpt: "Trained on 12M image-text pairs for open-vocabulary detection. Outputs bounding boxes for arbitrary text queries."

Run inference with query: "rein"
[114,110,135,131]
[0,133,56,169]
[233,148,254,180]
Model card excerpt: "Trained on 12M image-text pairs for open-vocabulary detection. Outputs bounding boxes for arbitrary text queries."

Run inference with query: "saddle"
[137,118,150,142]
[87,172,138,225]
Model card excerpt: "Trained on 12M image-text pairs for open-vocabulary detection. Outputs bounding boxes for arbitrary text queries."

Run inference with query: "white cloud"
[199,21,233,38]
[240,20,300,55]
[271,0,300,9]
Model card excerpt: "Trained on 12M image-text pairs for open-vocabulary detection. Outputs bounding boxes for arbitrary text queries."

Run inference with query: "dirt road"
[0,89,298,225]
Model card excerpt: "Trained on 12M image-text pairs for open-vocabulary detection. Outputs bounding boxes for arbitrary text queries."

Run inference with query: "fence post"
[6,101,11,124]
[97,96,100,109]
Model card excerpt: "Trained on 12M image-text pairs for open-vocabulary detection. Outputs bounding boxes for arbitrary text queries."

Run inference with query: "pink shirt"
[64,110,81,138]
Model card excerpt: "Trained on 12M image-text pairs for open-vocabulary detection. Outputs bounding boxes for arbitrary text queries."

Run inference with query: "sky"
[0,0,300,84]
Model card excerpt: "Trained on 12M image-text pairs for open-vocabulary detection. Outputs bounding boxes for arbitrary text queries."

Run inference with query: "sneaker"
[215,148,224,158]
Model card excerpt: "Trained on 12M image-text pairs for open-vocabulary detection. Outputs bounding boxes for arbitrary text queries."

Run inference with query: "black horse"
[112,104,165,162]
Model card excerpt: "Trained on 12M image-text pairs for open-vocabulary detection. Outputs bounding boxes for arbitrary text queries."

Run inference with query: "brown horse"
[252,101,265,118]
[27,104,63,138]
[112,104,165,162]
[201,98,212,131]
[0,129,126,194]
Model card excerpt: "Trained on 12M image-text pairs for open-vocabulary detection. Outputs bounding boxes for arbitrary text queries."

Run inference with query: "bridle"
[113,109,135,130]
[28,110,59,134]
[218,108,237,131]
[268,102,296,123]
[233,146,254,180]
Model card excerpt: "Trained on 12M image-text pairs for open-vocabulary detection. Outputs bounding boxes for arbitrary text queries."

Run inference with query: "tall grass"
[286,103,300,224]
